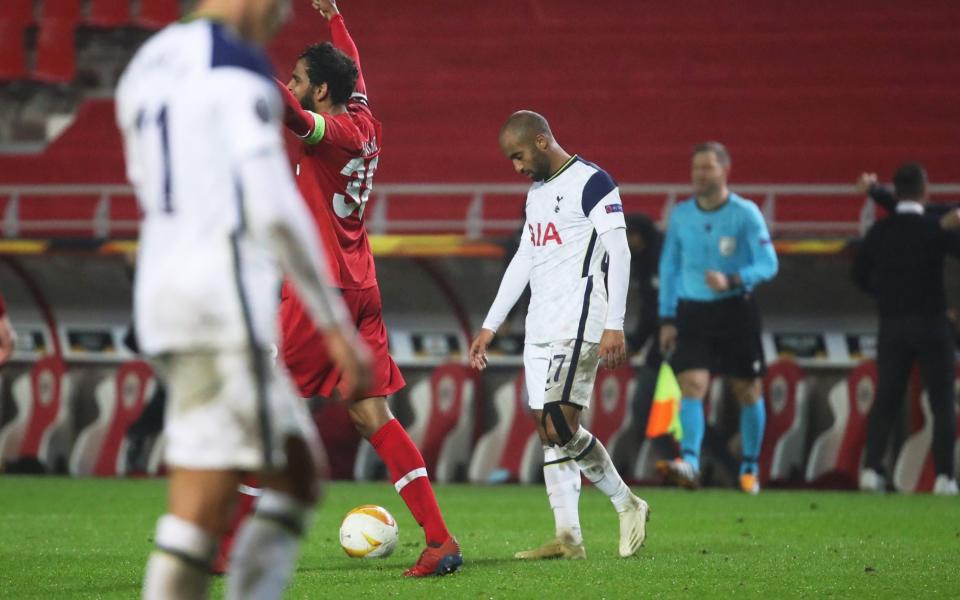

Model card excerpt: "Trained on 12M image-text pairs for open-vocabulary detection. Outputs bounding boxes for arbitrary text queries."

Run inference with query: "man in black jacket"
[852,162,960,495]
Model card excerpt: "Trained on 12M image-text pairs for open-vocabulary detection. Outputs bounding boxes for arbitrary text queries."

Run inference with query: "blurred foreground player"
[116,0,370,597]
[470,111,649,560]
[275,0,461,577]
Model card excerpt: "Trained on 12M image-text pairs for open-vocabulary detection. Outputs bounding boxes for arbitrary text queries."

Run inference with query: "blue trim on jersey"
[210,22,274,80]
[560,275,594,404]
[581,230,598,277]
[230,176,273,468]
[581,167,618,216]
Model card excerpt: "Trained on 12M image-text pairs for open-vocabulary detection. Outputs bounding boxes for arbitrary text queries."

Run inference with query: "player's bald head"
[500,110,554,146]
[499,110,560,181]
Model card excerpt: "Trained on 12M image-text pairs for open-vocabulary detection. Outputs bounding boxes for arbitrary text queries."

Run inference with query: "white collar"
[896,201,924,215]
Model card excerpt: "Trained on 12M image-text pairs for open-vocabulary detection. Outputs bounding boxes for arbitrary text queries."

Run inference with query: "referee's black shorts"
[671,295,766,379]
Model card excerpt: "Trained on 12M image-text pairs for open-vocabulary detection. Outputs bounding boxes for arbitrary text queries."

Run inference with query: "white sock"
[542,445,583,545]
[143,514,215,600]
[563,427,634,512]
[226,490,312,600]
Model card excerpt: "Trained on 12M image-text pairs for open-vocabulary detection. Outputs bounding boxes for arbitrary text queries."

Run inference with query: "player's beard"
[298,90,317,113]
[531,153,552,182]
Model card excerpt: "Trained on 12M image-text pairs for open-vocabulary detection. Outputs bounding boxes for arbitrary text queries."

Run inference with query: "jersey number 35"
[333,156,378,220]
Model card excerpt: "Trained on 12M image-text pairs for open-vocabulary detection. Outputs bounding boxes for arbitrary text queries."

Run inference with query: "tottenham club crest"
[554,195,563,213]
[719,236,737,256]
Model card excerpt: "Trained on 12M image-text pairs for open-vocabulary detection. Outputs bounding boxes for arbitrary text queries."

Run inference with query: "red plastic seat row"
[88,0,181,29]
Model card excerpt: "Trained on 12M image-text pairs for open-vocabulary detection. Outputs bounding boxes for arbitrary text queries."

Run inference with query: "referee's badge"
[719,236,736,256]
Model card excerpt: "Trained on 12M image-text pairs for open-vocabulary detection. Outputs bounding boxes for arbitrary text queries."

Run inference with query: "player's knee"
[348,396,392,440]
[271,436,325,505]
[542,403,574,446]
[678,372,709,398]
[731,378,762,406]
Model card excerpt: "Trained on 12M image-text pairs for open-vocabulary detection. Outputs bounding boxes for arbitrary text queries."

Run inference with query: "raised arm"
[314,0,367,98]
[856,172,896,214]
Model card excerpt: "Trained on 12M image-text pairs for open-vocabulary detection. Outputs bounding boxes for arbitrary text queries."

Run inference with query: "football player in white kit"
[116,0,369,597]
[470,111,650,560]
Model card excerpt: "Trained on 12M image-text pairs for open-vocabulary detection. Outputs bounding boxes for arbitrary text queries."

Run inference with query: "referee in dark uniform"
[852,162,960,495]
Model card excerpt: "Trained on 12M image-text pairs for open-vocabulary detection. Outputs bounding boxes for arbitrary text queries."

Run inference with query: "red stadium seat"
[584,364,635,450]
[6,0,34,25]
[137,0,181,29]
[87,0,131,27]
[107,195,141,238]
[70,361,154,476]
[405,363,479,482]
[0,357,74,473]
[805,360,876,488]
[16,194,100,238]
[468,371,541,484]
[40,0,81,22]
[0,21,28,81]
[33,19,77,83]
[758,360,809,486]
[892,365,960,492]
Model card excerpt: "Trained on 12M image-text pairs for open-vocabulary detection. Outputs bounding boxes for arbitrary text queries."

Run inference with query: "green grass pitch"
[1,477,959,598]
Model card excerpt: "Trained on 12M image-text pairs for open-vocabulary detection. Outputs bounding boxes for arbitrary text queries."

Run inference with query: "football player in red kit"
[274,0,461,577]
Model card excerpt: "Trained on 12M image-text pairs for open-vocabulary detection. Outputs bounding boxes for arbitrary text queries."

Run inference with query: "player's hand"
[469,329,495,371]
[599,329,627,369]
[941,208,960,230]
[659,323,677,357]
[705,270,730,292]
[0,316,16,366]
[311,0,340,20]
[323,328,372,401]
[855,172,878,195]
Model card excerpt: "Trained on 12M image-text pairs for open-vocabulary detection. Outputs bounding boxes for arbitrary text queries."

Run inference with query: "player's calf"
[226,489,315,599]
[143,514,217,600]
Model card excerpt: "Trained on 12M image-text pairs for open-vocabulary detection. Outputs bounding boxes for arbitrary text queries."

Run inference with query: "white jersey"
[116,19,293,355]
[521,156,626,344]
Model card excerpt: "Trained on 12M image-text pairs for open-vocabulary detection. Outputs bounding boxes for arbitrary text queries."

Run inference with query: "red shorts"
[279,283,405,399]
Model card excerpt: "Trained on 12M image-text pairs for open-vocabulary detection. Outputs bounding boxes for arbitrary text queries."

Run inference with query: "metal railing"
[2,182,960,239]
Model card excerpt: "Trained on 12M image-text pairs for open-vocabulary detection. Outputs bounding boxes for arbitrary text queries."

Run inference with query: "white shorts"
[523,339,601,410]
[156,350,321,472]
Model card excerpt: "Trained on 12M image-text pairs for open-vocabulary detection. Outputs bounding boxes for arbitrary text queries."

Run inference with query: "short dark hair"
[893,162,927,200]
[692,141,731,168]
[298,42,359,105]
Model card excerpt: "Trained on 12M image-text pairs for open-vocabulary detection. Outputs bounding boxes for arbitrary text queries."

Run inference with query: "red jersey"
[293,101,381,289]
[277,14,379,290]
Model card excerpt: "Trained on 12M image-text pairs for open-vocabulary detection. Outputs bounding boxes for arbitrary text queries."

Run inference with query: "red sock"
[370,419,450,545]
[214,476,260,573]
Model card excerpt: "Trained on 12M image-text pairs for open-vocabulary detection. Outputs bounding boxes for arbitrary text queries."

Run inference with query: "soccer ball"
[338,504,399,558]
